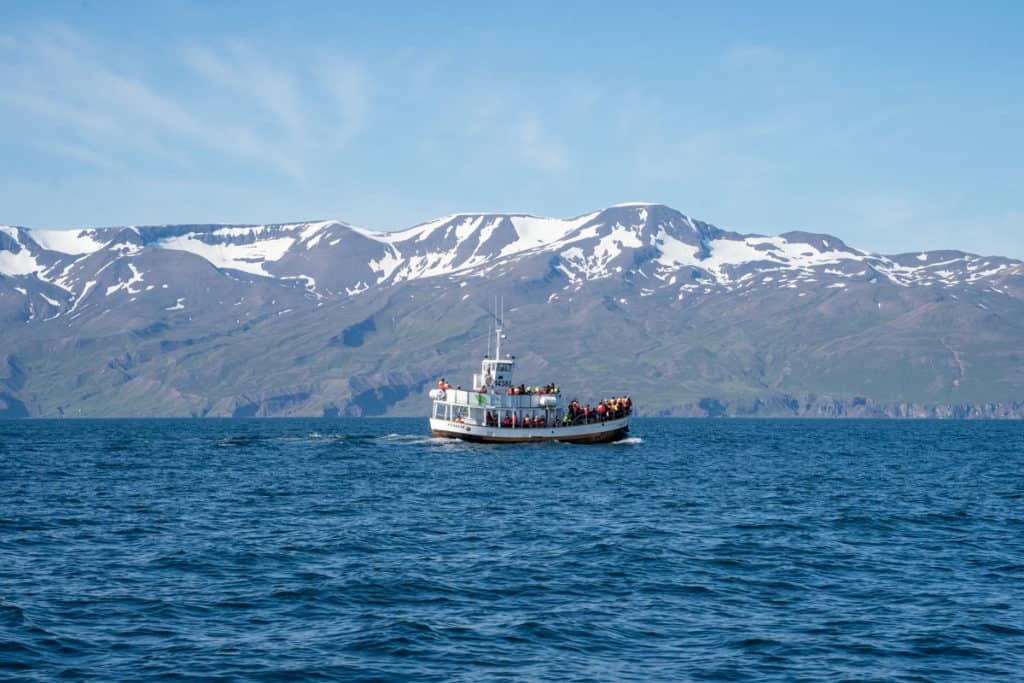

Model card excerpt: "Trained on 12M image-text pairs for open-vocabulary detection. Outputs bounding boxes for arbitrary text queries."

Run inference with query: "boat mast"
[495,296,504,360]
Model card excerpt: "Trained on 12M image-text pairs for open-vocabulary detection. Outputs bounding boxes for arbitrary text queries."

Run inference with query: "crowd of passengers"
[474,396,631,428]
[438,379,560,395]
[564,397,632,424]
[438,378,631,428]
[506,383,559,395]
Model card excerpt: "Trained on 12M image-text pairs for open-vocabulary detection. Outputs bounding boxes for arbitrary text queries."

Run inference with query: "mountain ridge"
[2,203,1022,418]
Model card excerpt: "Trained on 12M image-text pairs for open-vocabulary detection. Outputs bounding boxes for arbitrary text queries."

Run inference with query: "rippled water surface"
[1,418,1023,681]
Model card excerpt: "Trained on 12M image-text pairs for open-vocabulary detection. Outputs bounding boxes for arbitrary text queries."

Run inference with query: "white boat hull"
[430,416,630,444]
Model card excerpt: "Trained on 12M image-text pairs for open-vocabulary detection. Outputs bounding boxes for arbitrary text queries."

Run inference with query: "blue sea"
[1,418,1022,681]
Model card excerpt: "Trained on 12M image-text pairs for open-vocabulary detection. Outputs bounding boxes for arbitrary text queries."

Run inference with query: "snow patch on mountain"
[0,245,41,276]
[298,220,337,249]
[105,263,145,296]
[499,213,599,258]
[369,247,403,282]
[31,229,110,255]
[651,231,868,282]
[159,233,294,276]
[452,216,485,242]
[66,280,97,316]
[391,252,458,282]
[558,222,645,279]
[398,215,458,243]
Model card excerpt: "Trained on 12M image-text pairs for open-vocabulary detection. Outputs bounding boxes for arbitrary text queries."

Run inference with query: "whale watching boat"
[428,321,632,444]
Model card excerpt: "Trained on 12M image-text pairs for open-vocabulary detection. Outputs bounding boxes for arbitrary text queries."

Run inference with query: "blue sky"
[2,1,1022,257]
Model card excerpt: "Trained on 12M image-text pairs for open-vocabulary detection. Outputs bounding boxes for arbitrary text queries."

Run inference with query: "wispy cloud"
[184,42,308,144]
[0,25,372,180]
[320,57,370,147]
[836,192,1024,257]
[43,141,121,171]
[718,44,790,74]
[846,192,922,237]
[513,115,569,171]
[435,76,575,173]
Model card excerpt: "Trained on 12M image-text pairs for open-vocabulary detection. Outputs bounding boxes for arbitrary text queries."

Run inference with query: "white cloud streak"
[320,58,370,147]
[514,115,569,171]
[0,25,372,180]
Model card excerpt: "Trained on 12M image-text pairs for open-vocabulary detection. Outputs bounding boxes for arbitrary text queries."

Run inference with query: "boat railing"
[438,391,561,410]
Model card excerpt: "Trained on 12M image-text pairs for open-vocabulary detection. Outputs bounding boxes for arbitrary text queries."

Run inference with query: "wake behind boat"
[428,321,632,444]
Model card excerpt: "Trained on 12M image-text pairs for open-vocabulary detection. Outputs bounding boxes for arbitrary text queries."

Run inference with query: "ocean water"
[1,418,1022,682]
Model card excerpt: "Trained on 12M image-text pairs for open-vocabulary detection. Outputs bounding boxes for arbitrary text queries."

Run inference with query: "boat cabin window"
[482,359,515,388]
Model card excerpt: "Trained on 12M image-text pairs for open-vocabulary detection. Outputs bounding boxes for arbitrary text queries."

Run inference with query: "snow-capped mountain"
[3,204,1020,312]
[2,204,1023,418]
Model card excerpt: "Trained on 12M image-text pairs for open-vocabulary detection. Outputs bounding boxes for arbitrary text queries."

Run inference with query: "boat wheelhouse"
[428,323,632,444]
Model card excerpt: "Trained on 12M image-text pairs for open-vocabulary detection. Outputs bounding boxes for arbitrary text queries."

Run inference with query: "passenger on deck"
[503,413,512,427]
[523,415,531,428]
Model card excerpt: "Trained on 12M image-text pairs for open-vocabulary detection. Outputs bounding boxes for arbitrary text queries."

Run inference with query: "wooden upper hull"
[429,416,630,444]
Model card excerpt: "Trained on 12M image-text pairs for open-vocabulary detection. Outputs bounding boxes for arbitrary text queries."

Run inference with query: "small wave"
[304,432,367,442]
[216,435,265,448]
[381,433,426,441]
[378,434,442,446]
[612,437,644,445]
[0,602,25,627]
[981,622,1024,636]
